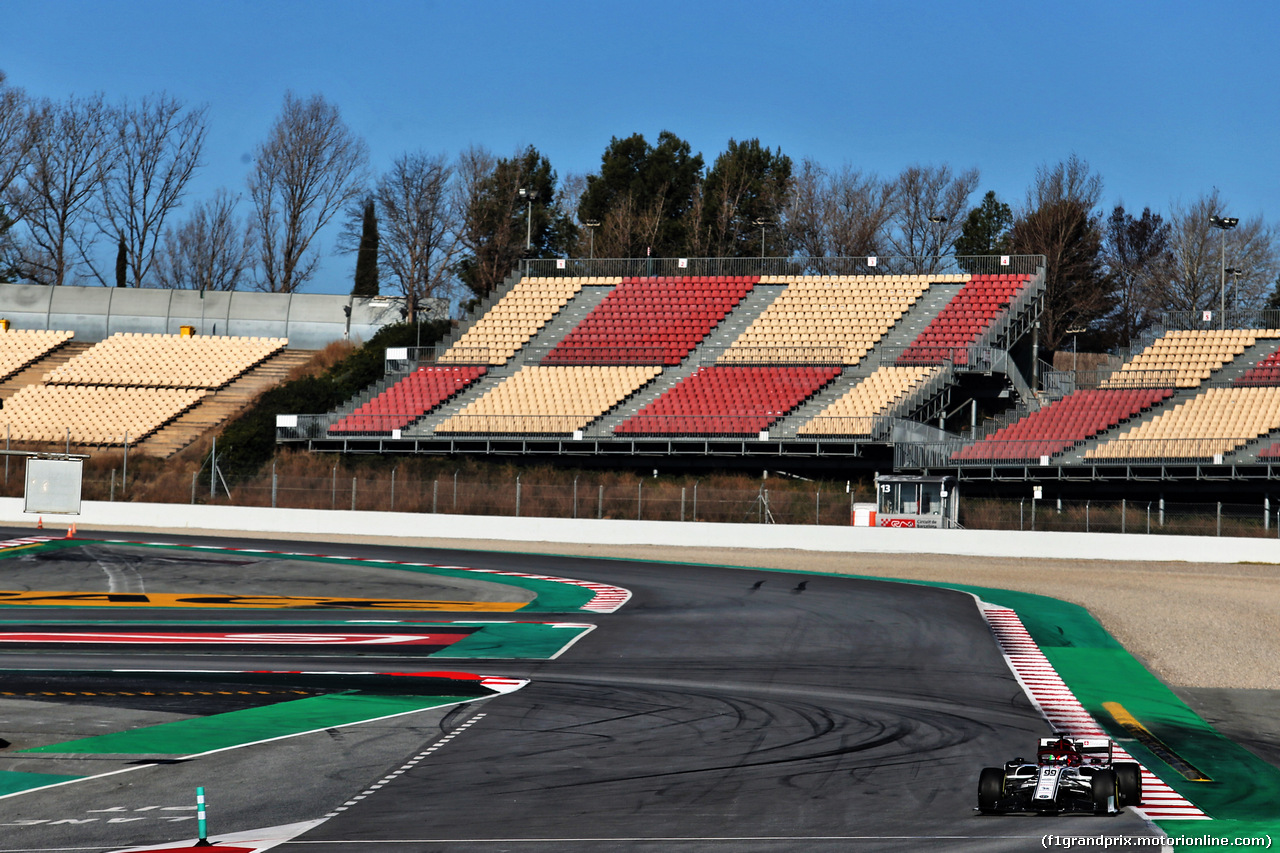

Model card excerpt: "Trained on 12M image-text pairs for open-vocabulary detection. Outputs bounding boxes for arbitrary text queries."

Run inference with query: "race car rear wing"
[1038,737,1114,764]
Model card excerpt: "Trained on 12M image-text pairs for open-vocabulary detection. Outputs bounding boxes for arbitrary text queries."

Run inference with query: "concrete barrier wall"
[2,498,1277,564]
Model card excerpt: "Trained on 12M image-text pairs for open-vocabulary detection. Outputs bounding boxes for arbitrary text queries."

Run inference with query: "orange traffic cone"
[65,524,76,539]
[36,516,42,530]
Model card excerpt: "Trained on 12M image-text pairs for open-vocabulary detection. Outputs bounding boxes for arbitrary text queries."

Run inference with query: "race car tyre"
[1092,768,1118,815]
[978,767,1005,814]
[1115,763,1141,807]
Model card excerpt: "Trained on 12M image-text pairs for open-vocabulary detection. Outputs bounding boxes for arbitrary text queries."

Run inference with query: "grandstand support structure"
[522,255,1047,279]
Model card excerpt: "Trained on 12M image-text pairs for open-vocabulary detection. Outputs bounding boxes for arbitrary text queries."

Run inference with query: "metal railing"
[793,416,895,441]
[1161,309,1280,332]
[1084,368,1181,389]
[523,255,1047,279]
[278,412,904,442]
[895,435,1279,468]
[709,346,849,366]
[385,345,493,371]
[878,343,1006,373]
[28,464,1276,539]
[962,497,1279,537]
[518,344,676,366]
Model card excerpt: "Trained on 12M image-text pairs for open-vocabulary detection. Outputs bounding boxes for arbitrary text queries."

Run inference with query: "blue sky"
[3,0,1278,295]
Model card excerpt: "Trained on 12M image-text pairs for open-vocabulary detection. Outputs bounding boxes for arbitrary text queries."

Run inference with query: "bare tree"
[0,71,36,202]
[1165,189,1278,319]
[887,163,979,271]
[591,188,668,260]
[248,92,368,292]
[97,93,207,287]
[1009,155,1107,352]
[8,94,116,286]
[1025,153,1104,213]
[374,151,457,314]
[153,188,253,291]
[0,72,37,279]
[783,159,896,267]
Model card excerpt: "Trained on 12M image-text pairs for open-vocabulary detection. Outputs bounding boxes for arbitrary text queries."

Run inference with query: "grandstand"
[265,254,1280,494]
[0,330,310,454]
[284,257,1045,460]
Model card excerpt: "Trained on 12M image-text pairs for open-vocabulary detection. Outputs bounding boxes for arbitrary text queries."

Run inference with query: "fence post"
[637,481,643,521]
[1121,498,1125,534]
[1147,502,1151,534]
[453,470,459,510]
[271,462,277,509]
[4,424,8,486]
[681,487,686,522]
[1086,501,1090,532]
[351,477,357,512]
[191,470,197,504]
[1159,498,1164,528]
[331,466,337,510]
[573,476,579,519]
[515,475,521,517]
[1020,498,1024,531]
[1031,497,1036,530]
[122,431,128,493]
[110,469,116,502]
[432,479,439,513]
[390,467,396,512]
[1217,502,1221,536]
[815,490,820,525]
[1266,496,1270,532]
[597,484,603,519]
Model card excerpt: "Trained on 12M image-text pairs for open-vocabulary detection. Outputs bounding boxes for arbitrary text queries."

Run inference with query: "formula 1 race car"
[978,736,1142,815]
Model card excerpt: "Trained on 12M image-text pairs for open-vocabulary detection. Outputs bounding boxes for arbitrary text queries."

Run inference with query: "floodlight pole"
[584,220,600,259]
[928,215,948,272]
[519,188,538,252]
[1210,215,1238,330]
[753,218,772,261]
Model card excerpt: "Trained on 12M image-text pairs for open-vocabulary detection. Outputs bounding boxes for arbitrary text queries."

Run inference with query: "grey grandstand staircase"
[1211,337,1280,384]
[432,268,525,354]
[0,340,94,401]
[1052,388,1198,465]
[407,285,615,434]
[1053,337,1280,465]
[885,282,962,350]
[509,285,614,367]
[770,281,961,438]
[135,349,317,458]
[586,283,785,437]
[1226,429,1280,464]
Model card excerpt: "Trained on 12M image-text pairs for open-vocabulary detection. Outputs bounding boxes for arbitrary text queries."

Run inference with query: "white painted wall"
[2,497,1277,564]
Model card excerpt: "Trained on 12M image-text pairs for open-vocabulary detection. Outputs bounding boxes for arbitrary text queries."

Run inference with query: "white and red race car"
[978,736,1142,815]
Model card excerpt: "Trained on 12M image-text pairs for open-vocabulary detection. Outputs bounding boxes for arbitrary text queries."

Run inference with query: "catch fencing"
[9,464,1276,538]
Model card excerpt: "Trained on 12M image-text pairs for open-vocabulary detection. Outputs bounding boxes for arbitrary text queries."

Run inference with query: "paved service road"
[0,532,1162,851]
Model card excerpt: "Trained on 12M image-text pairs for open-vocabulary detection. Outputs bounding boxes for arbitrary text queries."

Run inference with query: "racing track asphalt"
[0,530,1163,852]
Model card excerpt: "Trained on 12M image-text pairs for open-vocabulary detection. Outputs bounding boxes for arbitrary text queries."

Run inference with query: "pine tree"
[352,197,379,296]
[115,236,127,287]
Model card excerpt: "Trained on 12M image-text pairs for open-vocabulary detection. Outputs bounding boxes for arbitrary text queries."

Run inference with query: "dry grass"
[289,340,355,381]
